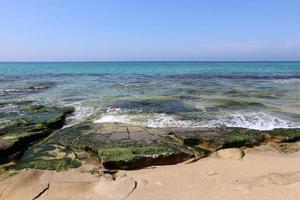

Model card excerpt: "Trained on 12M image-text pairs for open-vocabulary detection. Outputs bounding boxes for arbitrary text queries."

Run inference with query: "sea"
[1,61,300,130]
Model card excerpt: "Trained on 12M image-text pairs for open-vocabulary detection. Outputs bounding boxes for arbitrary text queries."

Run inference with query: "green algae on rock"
[0,103,74,163]
[212,98,267,110]
[98,146,176,162]
[4,119,300,171]
[15,122,196,170]
[265,128,300,142]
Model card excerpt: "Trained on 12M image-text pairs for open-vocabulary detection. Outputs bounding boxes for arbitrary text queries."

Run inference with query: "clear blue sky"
[1,0,300,61]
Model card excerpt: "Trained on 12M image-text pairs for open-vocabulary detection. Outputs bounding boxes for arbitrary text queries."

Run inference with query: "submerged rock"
[209,98,266,110]
[110,97,197,114]
[0,82,53,98]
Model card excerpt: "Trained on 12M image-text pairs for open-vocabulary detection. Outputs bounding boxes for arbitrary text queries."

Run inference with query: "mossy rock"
[6,121,300,171]
[11,143,81,171]
[99,146,176,162]
[210,128,261,149]
[268,128,300,138]
[263,129,300,142]
[0,103,74,162]
[22,105,45,111]
[213,99,266,109]
[14,157,81,171]
[16,122,195,170]
[100,145,190,170]
[0,119,27,131]
[60,106,75,114]
[0,100,33,107]
[209,128,300,150]
[2,130,49,141]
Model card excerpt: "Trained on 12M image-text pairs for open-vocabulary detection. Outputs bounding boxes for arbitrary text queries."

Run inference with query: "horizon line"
[1,60,300,63]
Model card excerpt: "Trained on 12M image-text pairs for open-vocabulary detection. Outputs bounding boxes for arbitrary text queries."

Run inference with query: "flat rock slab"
[4,120,300,171]
[16,122,193,170]
[0,169,136,200]
[0,169,49,200]
[48,122,222,149]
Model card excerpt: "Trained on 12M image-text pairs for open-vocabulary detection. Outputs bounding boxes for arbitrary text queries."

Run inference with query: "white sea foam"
[273,78,300,84]
[0,103,18,111]
[65,103,94,127]
[94,114,132,124]
[213,112,300,130]
[144,114,194,128]
[94,112,300,130]
[94,113,193,127]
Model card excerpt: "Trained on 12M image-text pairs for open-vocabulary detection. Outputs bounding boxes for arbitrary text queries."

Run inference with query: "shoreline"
[1,107,300,171]
[1,142,300,200]
[1,102,300,199]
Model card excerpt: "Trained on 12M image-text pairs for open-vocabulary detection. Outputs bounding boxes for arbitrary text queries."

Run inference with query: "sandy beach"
[127,144,300,200]
[1,143,300,200]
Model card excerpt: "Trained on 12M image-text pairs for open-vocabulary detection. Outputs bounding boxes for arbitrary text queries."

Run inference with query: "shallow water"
[0,61,300,130]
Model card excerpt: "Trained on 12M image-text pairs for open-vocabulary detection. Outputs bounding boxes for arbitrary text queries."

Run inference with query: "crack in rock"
[32,183,50,200]
[123,180,137,200]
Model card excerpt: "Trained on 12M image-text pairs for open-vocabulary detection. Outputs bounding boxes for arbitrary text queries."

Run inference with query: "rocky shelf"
[2,120,298,171]
[0,101,74,164]
[1,101,299,172]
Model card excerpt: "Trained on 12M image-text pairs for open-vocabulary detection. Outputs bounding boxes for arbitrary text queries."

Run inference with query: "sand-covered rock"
[0,169,136,200]
[215,148,245,160]
[0,169,50,200]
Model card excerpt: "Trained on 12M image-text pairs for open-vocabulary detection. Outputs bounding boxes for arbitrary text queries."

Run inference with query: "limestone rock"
[0,169,136,200]
[0,169,50,200]
[79,164,99,174]
[215,148,245,160]
[93,175,136,200]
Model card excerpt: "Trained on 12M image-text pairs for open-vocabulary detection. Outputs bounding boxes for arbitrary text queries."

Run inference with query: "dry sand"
[126,144,300,200]
[1,143,300,200]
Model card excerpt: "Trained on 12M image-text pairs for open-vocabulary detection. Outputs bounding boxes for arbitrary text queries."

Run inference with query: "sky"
[0,0,300,61]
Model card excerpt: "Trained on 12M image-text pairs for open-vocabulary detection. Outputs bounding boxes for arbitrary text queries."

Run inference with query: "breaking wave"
[94,112,300,130]
[212,112,300,130]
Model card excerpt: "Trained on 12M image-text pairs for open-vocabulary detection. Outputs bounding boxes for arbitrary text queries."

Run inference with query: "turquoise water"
[1,61,300,75]
[1,62,300,130]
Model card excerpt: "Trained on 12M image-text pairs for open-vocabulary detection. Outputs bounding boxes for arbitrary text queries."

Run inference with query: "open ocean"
[1,61,300,130]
